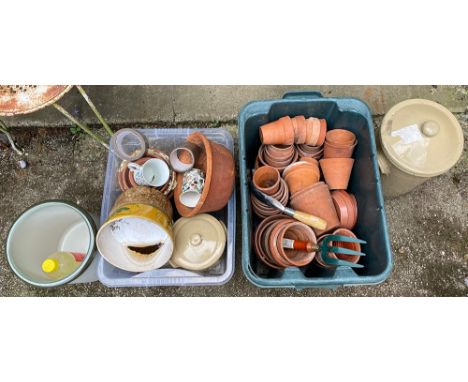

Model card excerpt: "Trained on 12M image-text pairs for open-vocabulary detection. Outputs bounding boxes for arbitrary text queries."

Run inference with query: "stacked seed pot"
[252,115,362,270]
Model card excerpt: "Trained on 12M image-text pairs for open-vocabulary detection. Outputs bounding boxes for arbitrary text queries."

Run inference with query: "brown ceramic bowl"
[174,132,235,217]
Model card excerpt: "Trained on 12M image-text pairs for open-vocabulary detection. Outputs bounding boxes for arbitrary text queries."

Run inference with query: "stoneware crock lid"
[380,99,464,177]
[169,214,226,271]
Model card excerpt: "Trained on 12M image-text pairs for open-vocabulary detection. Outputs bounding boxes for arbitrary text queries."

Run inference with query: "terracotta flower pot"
[290,182,340,235]
[254,215,289,269]
[326,129,356,146]
[260,116,295,145]
[269,219,316,267]
[174,132,235,217]
[253,165,280,195]
[296,144,324,160]
[258,144,298,171]
[323,140,356,158]
[331,190,358,229]
[283,162,320,194]
[316,119,327,146]
[332,228,361,264]
[319,158,354,190]
[293,116,307,144]
[314,234,338,268]
[251,178,289,218]
[299,156,319,167]
[264,144,295,161]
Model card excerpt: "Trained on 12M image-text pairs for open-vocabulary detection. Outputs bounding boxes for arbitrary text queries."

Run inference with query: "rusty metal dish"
[0,85,72,116]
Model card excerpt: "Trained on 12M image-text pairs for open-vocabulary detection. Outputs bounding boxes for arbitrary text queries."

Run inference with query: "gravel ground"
[0,117,467,297]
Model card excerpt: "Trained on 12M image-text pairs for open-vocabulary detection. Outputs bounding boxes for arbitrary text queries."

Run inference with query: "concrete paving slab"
[3,86,468,127]
[0,116,467,297]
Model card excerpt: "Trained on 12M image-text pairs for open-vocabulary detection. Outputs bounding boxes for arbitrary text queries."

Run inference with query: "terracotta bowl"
[174,132,235,217]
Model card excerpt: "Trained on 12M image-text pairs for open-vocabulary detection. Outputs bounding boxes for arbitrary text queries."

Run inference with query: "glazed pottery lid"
[380,99,464,177]
[170,214,226,271]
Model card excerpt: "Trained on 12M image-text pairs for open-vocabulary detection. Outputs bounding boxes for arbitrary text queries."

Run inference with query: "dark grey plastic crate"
[238,91,393,289]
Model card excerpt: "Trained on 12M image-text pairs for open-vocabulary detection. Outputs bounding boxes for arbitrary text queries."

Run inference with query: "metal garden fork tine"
[328,246,366,257]
[325,235,367,245]
[321,252,365,268]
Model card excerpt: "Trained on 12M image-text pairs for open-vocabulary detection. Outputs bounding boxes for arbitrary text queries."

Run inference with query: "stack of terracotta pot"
[252,116,362,270]
[320,129,356,190]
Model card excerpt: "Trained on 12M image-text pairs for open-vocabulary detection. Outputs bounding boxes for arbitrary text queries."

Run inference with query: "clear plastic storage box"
[98,128,236,287]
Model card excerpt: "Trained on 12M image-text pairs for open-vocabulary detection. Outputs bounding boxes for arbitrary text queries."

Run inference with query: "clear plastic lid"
[110,128,147,161]
[380,99,464,177]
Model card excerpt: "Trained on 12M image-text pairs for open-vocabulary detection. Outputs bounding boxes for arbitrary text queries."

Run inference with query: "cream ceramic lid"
[380,99,464,177]
[169,214,226,271]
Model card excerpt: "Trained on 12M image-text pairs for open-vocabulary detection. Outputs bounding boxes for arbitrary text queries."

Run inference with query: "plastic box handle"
[282,91,323,99]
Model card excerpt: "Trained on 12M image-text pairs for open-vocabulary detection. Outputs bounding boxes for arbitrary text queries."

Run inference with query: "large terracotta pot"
[290,182,340,235]
[174,132,235,217]
[319,158,354,190]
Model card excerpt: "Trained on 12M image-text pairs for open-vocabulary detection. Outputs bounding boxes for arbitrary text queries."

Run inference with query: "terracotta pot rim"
[253,165,281,195]
[276,221,316,267]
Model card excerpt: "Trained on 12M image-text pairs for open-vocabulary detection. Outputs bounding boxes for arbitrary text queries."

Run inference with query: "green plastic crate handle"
[282,91,323,99]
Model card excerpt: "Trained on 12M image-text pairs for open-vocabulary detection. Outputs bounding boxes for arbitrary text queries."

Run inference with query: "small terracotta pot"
[269,220,316,267]
[253,165,280,195]
[258,144,298,171]
[264,144,295,161]
[316,119,327,146]
[260,117,295,145]
[323,140,356,158]
[319,158,354,190]
[299,156,319,166]
[251,178,289,218]
[290,182,340,235]
[283,162,320,194]
[174,132,235,217]
[326,129,356,146]
[314,234,338,268]
[296,144,324,160]
[310,118,322,146]
[332,228,361,264]
[293,116,307,144]
[254,215,289,269]
[332,190,358,229]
